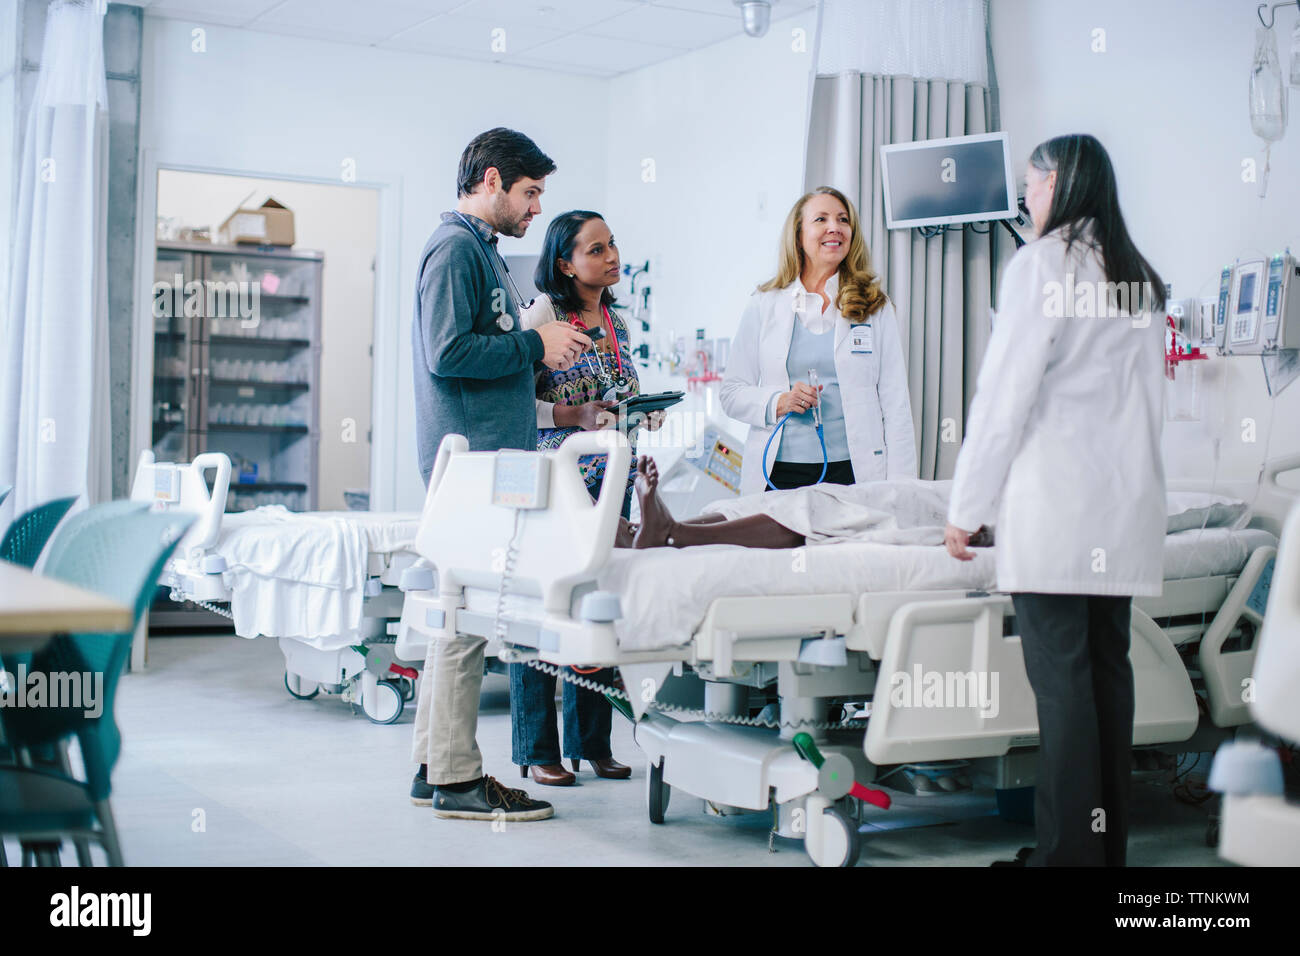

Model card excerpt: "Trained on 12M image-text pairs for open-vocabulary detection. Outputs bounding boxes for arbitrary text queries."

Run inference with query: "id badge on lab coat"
[850,323,874,354]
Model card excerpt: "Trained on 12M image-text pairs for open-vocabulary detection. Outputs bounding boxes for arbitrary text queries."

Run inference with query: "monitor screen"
[1237,272,1257,314]
[881,132,1017,229]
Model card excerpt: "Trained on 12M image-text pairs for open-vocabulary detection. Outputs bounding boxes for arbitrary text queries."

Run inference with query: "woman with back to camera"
[945,134,1167,867]
[721,186,916,494]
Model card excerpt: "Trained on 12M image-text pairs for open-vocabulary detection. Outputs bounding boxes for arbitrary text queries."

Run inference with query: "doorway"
[150,170,380,511]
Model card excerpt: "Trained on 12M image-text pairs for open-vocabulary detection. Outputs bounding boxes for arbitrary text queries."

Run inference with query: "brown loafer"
[572,757,631,780]
[519,763,576,786]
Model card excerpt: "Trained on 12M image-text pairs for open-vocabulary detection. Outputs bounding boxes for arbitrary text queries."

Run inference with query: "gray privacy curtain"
[804,75,994,481]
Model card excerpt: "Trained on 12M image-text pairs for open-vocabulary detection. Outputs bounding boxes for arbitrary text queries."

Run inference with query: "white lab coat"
[947,221,1167,596]
[720,273,917,495]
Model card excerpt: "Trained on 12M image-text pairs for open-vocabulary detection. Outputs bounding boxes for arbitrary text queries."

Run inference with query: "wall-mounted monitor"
[881,131,1018,230]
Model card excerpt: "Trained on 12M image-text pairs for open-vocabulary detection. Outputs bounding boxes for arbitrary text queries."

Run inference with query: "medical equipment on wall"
[762,368,828,490]
[1165,296,1215,421]
[656,424,744,519]
[1216,254,1300,355]
[686,329,724,389]
[622,260,653,365]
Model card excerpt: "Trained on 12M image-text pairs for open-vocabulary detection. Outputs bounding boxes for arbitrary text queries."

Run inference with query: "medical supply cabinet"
[152,240,323,512]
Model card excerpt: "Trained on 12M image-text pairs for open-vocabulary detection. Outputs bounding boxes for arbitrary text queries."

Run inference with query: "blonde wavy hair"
[758,186,887,320]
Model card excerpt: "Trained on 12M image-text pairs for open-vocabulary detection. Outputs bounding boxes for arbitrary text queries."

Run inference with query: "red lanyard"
[568,304,623,378]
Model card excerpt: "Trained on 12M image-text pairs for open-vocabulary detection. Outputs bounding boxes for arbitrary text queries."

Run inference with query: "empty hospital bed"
[399,430,1295,865]
[130,451,424,723]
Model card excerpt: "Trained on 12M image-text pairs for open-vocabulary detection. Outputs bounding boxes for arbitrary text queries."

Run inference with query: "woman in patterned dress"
[511,210,658,787]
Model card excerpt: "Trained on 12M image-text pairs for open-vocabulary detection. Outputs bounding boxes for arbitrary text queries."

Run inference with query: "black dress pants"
[1011,593,1135,867]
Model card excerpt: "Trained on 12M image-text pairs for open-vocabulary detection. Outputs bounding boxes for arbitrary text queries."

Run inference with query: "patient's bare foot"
[633,457,677,548]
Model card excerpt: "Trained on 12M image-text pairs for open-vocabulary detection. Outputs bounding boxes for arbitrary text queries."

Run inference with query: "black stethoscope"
[452,211,530,332]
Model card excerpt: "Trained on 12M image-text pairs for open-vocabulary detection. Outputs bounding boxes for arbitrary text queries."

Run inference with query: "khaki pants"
[410,632,486,786]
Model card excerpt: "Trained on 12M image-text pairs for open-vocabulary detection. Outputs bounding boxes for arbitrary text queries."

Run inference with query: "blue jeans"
[509,664,614,765]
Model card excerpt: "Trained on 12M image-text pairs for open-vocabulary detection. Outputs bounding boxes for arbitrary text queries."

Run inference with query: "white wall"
[139,18,611,510]
[604,7,819,350]
[992,0,1300,481]
[155,170,379,511]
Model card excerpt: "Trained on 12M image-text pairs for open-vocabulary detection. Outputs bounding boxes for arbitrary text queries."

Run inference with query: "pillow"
[1166,492,1249,534]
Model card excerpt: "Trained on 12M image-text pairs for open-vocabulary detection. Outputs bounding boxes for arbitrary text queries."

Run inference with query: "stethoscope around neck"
[452,211,530,332]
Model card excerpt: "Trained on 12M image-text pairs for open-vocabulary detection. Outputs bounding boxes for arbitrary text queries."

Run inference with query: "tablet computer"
[611,390,684,416]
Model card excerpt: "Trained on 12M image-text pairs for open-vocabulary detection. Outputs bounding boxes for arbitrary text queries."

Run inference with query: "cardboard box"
[219,197,295,247]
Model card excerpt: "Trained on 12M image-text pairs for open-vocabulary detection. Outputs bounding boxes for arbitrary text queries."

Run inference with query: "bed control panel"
[492,453,551,509]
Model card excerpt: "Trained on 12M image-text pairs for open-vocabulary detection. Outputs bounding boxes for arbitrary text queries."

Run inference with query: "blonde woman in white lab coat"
[721,186,916,495]
[945,134,1168,867]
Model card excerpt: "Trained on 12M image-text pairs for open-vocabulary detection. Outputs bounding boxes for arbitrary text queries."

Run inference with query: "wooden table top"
[0,560,133,645]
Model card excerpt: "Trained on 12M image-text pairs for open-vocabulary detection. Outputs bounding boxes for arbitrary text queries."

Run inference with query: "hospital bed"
[130,451,424,723]
[1209,495,1300,867]
[399,429,1295,865]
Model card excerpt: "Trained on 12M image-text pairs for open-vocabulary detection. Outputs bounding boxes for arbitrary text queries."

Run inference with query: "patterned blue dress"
[536,304,639,504]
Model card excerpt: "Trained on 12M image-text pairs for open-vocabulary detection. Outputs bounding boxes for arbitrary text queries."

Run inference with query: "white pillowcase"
[1166,492,1249,533]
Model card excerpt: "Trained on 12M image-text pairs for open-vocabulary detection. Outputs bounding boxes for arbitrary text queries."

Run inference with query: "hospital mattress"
[595,527,1277,653]
[213,507,421,648]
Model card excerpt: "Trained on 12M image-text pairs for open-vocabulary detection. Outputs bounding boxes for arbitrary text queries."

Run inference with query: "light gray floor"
[50,634,1230,866]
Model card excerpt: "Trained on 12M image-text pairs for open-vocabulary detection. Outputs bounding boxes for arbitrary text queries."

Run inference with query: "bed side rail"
[413,431,631,615]
[128,449,230,561]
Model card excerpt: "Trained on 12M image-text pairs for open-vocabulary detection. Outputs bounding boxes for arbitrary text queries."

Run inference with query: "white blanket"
[598,479,1271,652]
[706,479,955,544]
[216,508,420,648]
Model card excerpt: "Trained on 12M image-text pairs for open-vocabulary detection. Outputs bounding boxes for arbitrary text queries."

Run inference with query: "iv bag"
[1290,19,1300,87]
[1250,26,1287,141]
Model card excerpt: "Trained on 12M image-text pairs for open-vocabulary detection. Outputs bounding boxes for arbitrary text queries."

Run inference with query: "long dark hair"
[1029,134,1166,313]
[534,211,617,316]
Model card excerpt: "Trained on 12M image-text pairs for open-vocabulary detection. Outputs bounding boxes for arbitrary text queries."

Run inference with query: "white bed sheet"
[214,507,421,648]
[597,527,1277,653]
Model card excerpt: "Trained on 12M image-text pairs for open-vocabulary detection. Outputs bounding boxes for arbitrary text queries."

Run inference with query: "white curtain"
[804,0,995,481]
[0,0,111,525]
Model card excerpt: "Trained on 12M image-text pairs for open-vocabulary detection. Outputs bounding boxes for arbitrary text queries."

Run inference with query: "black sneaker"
[990,846,1035,867]
[431,775,555,822]
[410,769,435,807]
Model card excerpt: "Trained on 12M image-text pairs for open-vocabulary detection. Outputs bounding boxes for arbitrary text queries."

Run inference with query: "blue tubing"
[763,413,829,490]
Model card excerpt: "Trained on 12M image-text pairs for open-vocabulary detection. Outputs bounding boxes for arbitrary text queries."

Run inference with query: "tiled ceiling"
[114,0,818,77]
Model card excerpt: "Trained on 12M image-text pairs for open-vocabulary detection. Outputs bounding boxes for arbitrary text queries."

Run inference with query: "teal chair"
[0,485,10,509]
[0,508,194,866]
[0,497,78,568]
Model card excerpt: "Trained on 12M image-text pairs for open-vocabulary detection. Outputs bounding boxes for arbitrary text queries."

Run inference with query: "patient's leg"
[632,457,803,550]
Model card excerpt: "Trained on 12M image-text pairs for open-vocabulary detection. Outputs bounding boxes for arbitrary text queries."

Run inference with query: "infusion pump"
[1215,253,1300,355]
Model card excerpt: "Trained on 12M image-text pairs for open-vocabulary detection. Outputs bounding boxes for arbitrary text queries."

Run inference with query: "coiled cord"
[762,412,828,490]
[523,658,866,731]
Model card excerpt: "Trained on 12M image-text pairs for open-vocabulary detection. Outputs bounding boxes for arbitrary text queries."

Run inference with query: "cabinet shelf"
[209,379,310,393]
[209,335,312,349]
[207,423,309,435]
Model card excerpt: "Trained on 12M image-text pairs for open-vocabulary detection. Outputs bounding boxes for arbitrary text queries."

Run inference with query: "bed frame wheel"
[806,807,860,868]
[396,676,417,703]
[362,680,403,725]
[284,672,319,700]
[647,758,670,824]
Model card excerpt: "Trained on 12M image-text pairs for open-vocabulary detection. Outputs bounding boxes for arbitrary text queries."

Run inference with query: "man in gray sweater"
[409,128,588,822]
